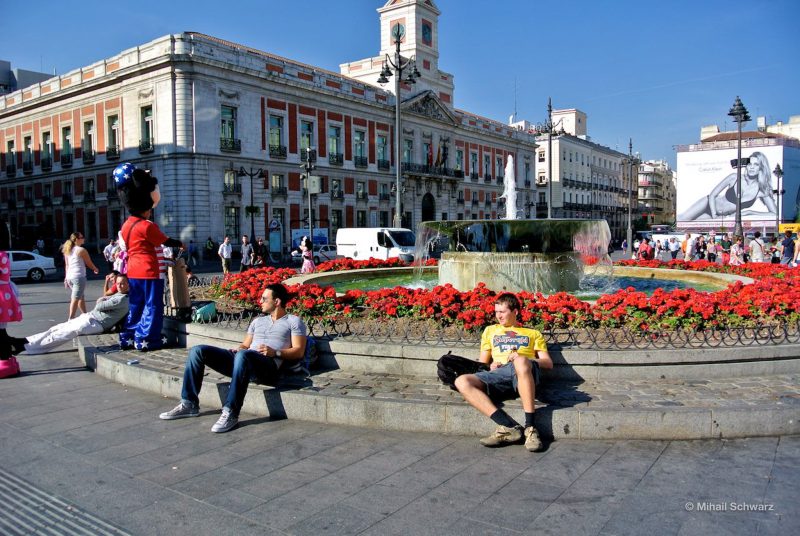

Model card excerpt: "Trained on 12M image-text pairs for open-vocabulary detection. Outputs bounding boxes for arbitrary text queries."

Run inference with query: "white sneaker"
[159,401,199,420]
[211,408,238,433]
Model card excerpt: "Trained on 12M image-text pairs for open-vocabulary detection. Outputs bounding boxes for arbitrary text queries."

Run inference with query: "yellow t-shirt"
[480,324,547,365]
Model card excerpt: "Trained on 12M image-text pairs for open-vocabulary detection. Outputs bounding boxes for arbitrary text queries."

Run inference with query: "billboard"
[676,144,799,231]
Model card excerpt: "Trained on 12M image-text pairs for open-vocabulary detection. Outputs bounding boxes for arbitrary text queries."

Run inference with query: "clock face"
[422,23,432,45]
[391,23,405,41]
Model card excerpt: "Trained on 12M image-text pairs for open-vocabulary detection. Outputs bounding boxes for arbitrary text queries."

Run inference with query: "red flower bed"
[211,260,800,332]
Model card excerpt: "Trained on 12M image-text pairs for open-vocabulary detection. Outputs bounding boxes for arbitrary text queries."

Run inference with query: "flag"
[435,144,442,167]
[427,143,433,166]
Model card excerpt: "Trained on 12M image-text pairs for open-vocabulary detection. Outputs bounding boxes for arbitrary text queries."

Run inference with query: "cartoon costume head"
[113,162,161,215]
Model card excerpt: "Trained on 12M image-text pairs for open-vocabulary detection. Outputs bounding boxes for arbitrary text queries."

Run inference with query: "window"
[331,209,342,234]
[224,170,238,193]
[423,142,431,165]
[64,181,73,195]
[357,210,367,227]
[403,140,413,163]
[538,151,545,162]
[221,106,236,140]
[328,126,341,155]
[331,178,341,193]
[524,163,530,182]
[83,121,94,153]
[354,131,365,158]
[456,149,463,170]
[496,156,503,177]
[271,174,285,189]
[483,155,491,176]
[44,184,51,197]
[42,132,51,158]
[379,211,389,227]
[62,127,72,154]
[356,181,365,193]
[224,206,240,241]
[23,136,32,168]
[470,153,478,174]
[377,135,388,161]
[107,115,119,149]
[300,120,314,150]
[140,106,153,143]
[86,177,95,194]
[269,115,283,147]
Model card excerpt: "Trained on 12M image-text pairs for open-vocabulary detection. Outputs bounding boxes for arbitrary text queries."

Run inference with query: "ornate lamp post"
[238,166,263,241]
[626,139,635,258]
[773,163,784,236]
[377,23,420,227]
[301,149,317,244]
[728,96,751,238]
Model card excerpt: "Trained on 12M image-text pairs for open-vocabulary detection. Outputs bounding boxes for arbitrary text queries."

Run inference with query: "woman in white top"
[62,232,100,319]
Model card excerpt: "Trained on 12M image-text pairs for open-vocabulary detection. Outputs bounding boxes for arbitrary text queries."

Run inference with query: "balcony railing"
[496,175,503,184]
[456,198,465,205]
[454,169,465,178]
[42,196,52,207]
[470,172,479,182]
[399,162,466,180]
[471,199,479,207]
[223,183,242,195]
[62,193,73,205]
[483,175,492,183]
[220,138,241,153]
[300,148,317,162]
[138,140,154,154]
[5,164,16,176]
[354,156,368,168]
[329,153,344,166]
[41,157,52,171]
[356,191,369,201]
[269,144,287,159]
[331,190,344,200]
[377,159,390,171]
[106,145,120,160]
[22,160,33,174]
[83,190,95,202]
[271,187,288,197]
[378,193,390,201]
[61,153,74,167]
[536,202,548,211]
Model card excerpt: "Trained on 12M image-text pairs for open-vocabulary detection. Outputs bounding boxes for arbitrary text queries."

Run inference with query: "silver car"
[10,251,57,282]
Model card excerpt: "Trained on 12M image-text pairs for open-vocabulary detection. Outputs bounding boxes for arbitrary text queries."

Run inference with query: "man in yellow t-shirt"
[454,293,553,452]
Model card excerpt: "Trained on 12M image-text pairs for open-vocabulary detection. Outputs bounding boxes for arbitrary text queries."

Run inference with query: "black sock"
[524,412,536,428]
[490,409,519,428]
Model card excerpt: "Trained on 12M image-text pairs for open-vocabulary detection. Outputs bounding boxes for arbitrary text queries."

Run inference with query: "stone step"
[79,334,800,441]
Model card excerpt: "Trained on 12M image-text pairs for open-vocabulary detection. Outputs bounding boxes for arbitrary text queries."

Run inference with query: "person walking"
[748,231,766,263]
[188,240,198,267]
[218,236,232,274]
[102,239,117,272]
[239,235,254,272]
[62,232,100,319]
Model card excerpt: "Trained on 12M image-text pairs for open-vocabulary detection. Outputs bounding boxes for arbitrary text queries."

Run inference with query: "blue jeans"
[181,345,279,416]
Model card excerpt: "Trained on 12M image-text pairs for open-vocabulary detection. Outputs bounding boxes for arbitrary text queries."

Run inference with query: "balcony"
[524,180,531,188]
[42,196,52,207]
[356,191,369,201]
[23,160,34,174]
[456,198,465,205]
[300,148,317,162]
[106,145,120,160]
[536,202,548,211]
[471,199,479,207]
[484,199,492,208]
[354,156,368,168]
[41,157,52,171]
[378,193,390,201]
[25,198,34,208]
[329,153,344,166]
[377,159,390,171]
[62,193,73,205]
[496,175,503,185]
[82,149,95,164]
[454,169,465,178]
[271,186,288,198]
[83,190,95,202]
[330,190,344,201]
[5,164,16,176]
[269,144,287,159]
[220,138,241,153]
[7,200,15,210]
[222,183,242,195]
[483,174,492,184]
[138,140,154,154]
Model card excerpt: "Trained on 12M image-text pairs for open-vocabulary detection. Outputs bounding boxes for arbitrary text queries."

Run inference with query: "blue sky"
[2,0,798,167]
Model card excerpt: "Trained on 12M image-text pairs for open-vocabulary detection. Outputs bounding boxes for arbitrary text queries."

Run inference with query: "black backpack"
[437,352,489,391]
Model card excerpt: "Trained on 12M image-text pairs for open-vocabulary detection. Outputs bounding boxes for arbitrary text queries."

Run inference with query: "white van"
[336,227,416,262]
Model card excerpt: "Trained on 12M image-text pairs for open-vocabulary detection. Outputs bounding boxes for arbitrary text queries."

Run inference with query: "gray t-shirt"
[241,243,254,265]
[89,292,130,329]
[247,314,307,368]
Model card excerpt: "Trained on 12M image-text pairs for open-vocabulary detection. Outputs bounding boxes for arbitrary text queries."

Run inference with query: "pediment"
[401,90,457,125]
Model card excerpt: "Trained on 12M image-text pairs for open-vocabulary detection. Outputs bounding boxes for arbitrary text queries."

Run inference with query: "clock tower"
[340,0,456,108]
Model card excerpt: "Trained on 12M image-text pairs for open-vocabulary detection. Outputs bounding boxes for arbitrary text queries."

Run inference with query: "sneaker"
[524,425,544,452]
[479,425,524,447]
[159,401,199,420]
[211,408,238,433]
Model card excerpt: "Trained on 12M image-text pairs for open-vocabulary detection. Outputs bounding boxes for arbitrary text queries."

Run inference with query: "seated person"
[159,283,307,433]
[454,292,553,452]
[14,274,130,355]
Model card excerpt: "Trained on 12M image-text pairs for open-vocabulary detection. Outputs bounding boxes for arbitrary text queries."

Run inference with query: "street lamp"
[626,139,635,258]
[238,166,263,241]
[534,97,564,219]
[300,149,317,245]
[728,96,751,238]
[378,23,420,227]
[773,163,784,236]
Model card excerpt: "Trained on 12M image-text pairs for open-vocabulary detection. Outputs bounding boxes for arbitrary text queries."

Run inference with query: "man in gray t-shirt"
[159,283,307,433]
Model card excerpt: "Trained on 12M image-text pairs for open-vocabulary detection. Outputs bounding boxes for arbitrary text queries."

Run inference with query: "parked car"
[291,244,339,265]
[9,250,57,282]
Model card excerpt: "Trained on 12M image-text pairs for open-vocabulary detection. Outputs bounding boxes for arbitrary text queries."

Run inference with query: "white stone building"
[637,160,676,226]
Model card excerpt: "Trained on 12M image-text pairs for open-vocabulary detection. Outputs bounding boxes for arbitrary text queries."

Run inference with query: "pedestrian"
[668,236,681,260]
[453,293,552,451]
[254,237,268,267]
[780,230,796,265]
[300,236,315,274]
[62,232,100,319]
[729,236,745,266]
[720,233,732,265]
[769,236,781,264]
[240,235,254,272]
[159,283,308,433]
[748,231,766,263]
[205,236,215,260]
[102,238,116,272]
[188,240,198,267]
[706,238,718,263]
[218,236,232,274]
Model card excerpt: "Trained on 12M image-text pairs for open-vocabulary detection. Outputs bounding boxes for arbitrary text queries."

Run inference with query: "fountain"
[415,155,612,294]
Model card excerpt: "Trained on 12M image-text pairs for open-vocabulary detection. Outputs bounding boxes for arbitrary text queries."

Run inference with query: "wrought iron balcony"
[300,148,317,162]
[83,190,95,202]
[536,202,548,210]
[454,169,465,178]
[456,198,465,205]
[271,186,288,197]
[470,172,479,181]
[269,144,287,159]
[378,193,390,201]
[220,137,241,153]
[356,191,369,201]
[223,183,242,195]
[23,160,33,174]
[138,140,154,154]
[106,146,120,160]
[377,159,390,171]
[329,153,344,166]
[485,199,492,208]
[62,193,73,205]
[354,156,368,168]
[82,149,95,164]
[471,199,479,207]
[5,164,16,176]
[42,196,52,207]
[330,190,344,200]
[496,175,503,184]
[41,157,52,171]
[483,175,492,183]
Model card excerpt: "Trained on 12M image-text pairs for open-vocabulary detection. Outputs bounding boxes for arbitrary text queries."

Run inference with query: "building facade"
[0,0,541,252]
[637,159,676,226]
